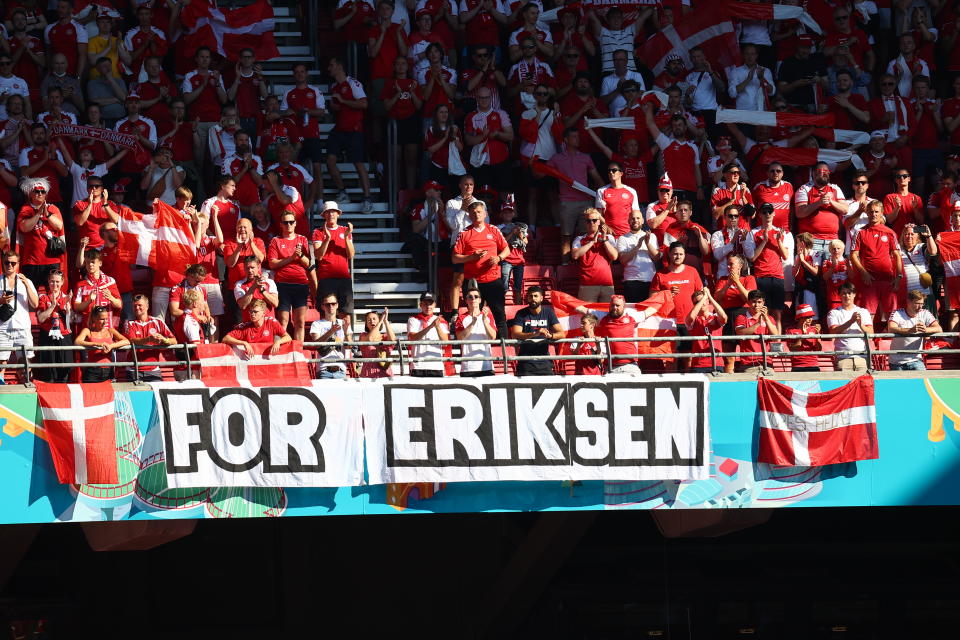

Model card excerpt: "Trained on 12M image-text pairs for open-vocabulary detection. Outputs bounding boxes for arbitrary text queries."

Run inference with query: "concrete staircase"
[265,3,425,335]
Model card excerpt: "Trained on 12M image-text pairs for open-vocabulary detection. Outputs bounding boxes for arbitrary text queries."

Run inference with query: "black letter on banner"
[261,388,326,473]
[569,383,612,465]
[384,385,435,466]
[204,388,265,472]
[653,382,705,466]
[161,388,212,473]
[508,383,570,465]
[428,384,490,464]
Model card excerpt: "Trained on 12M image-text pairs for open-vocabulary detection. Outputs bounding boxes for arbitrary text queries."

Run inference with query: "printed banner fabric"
[758,376,879,466]
[363,375,710,484]
[36,381,117,485]
[154,381,364,488]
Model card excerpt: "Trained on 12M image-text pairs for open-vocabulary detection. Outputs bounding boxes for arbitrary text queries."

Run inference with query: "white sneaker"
[361,198,374,214]
[337,190,351,205]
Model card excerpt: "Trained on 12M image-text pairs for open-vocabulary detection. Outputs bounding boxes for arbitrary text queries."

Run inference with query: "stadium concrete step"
[278,46,312,56]
[351,227,400,235]
[354,282,426,294]
[354,267,419,275]
[356,242,404,253]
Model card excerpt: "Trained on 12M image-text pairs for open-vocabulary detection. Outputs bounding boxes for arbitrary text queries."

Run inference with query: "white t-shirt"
[0,276,36,333]
[616,231,659,282]
[406,313,448,371]
[67,162,108,208]
[826,305,872,357]
[888,308,937,365]
[309,318,347,372]
[456,310,494,373]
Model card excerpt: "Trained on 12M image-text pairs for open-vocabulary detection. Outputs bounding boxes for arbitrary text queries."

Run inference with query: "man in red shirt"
[644,104,702,199]
[44,0,88,77]
[200,177,241,237]
[452,200,510,336]
[73,247,122,329]
[222,299,291,357]
[464,88,514,194]
[883,168,925,235]
[593,295,646,373]
[281,62,327,205]
[222,218,266,293]
[157,97,201,192]
[123,293,176,382]
[225,47,268,138]
[826,70,870,131]
[9,9,44,114]
[851,199,903,325]
[795,161,849,255]
[72,175,119,248]
[908,75,943,196]
[233,255,278,323]
[571,207,618,302]
[711,162,755,230]
[264,171,308,236]
[594,159,640,237]
[663,200,710,271]
[735,289,779,372]
[123,6,168,79]
[744,203,790,326]
[267,143,317,212]
[98,221,133,321]
[221,131,263,212]
[114,93,157,192]
[751,163,794,230]
[651,242,704,325]
[137,56,178,132]
[182,46,227,167]
[326,56,372,213]
[312,201,355,314]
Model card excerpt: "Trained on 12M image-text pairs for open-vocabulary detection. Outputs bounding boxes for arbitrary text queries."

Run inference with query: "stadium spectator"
[169,263,209,322]
[651,242,703,326]
[40,53,83,116]
[20,124,68,209]
[114,93,157,189]
[226,48,268,139]
[506,37,553,109]
[68,173,118,247]
[569,312,604,376]
[221,131,263,212]
[646,176,678,241]
[821,238,850,310]
[137,56,176,131]
[268,209,311,341]
[233,255,278,323]
[827,281,873,371]
[927,170,959,230]
[886,33,928,99]
[38,86,78,127]
[182,46,226,159]
[735,289,779,373]
[223,218,266,296]
[600,49,644,106]
[663,200,710,272]
[87,13,122,81]
[884,167,925,235]
[898,223,937,312]
[508,3,553,62]
[191,207,225,331]
[123,293,176,382]
[444,174,476,313]
[686,288,726,374]
[455,284,496,377]
[617,210,660,303]
[496,200,527,302]
[509,285,564,376]
[560,72,607,157]
[728,44,775,111]
[0,250,37,371]
[207,104,238,172]
[424,103,463,189]
[459,0,507,52]
[887,290,941,370]
[844,171,873,255]
[122,6,168,80]
[224,298,291,358]
[870,74,914,147]
[464,86,514,190]
[712,162,754,230]
[744,202,790,325]
[35,268,71,382]
[686,47,725,135]
[73,246,121,327]
[591,294,648,374]
[313,201,355,314]
[594,157,639,239]
[571,207,617,302]
[795,161,849,256]
[711,204,747,278]
[44,0,87,77]
[452,200,509,335]
[461,44,506,110]
[0,54,31,120]
[643,106,702,201]
[264,170,308,236]
[9,10,44,114]
[825,69,870,131]
[382,56,421,192]
[714,254,755,373]
[141,146,184,205]
[358,308,396,379]
[173,288,213,347]
[326,56,373,213]
[547,128,601,257]
[588,7,645,73]
[786,304,821,372]
[86,57,126,125]
[793,232,821,316]
[74,306,128,383]
[851,199,903,325]
[407,291,450,377]
[777,35,827,111]
[17,177,65,291]
[97,221,133,320]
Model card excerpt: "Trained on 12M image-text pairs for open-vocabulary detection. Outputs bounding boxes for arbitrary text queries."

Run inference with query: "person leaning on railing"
[358,308,396,379]
[123,293,176,383]
[827,281,873,372]
[509,286,564,377]
[887,290,941,371]
[222,299,291,358]
[74,305,129,383]
[308,293,348,380]
[734,289,779,373]
[407,291,450,378]
[455,283,496,378]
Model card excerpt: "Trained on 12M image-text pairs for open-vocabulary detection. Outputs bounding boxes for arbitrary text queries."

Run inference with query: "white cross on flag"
[117,200,197,287]
[195,342,312,387]
[36,381,117,485]
[758,376,878,467]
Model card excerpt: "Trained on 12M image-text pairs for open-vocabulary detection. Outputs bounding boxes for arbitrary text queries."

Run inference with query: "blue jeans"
[500,262,524,297]
[317,368,346,379]
[892,360,925,371]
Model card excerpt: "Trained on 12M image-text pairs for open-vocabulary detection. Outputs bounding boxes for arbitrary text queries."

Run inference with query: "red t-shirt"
[751,181,794,230]
[331,77,366,132]
[795,183,844,239]
[452,224,508,283]
[265,185,308,237]
[115,116,156,172]
[826,92,869,131]
[651,266,703,322]
[596,185,640,237]
[136,76,178,130]
[381,78,419,120]
[461,0,501,46]
[200,196,241,237]
[596,311,642,368]
[368,23,407,80]
[687,312,724,369]
[169,282,208,311]
[572,233,615,286]
[464,109,511,165]
[747,228,786,279]
[613,152,651,201]
[787,326,820,369]
[123,316,175,367]
[227,317,286,343]
[221,238,266,287]
[194,237,220,285]
[882,192,923,236]
[45,19,86,75]
[36,291,71,334]
[267,234,310,284]
[734,312,772,367]
[101,243,132,294]
[73,273,120,327]
[72,200,112,247]
[17,204,64,266]
[282,84,325,139]
[714,275,757,309]
[312,225,353,279]
[656,133,700,192]
[181,70,225,122]
[853,223,898,278]
[711,187,755,230]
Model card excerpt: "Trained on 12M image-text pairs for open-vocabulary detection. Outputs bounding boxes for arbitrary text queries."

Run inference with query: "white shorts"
[0,326,33,361]
[201,283,226,316]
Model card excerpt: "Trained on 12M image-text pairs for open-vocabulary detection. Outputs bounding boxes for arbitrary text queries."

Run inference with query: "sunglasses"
[282,220,297,225]
[896,174,910,179]
[322,301,338,306]
[89,184,103,188]
[3,261,17,266]
[608,168,622,173]
[768,168,783,173]
[466,294,480,299]
[727,214,739,218]
[854,180,869,185]
[33,189,46,194]
[586,218,601,223]
[727,171,740,175]
[565,53,579,58]
[534,91,549,96]
[659,188,671,192]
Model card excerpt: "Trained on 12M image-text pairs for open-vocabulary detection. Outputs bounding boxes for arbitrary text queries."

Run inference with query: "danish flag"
[36,381,117,485]
[117,200,197,287]
[195,342,312,387]
[758,376,878,467]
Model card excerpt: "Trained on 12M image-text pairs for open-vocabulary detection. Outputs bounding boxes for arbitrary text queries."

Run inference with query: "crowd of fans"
[0,0,958,381]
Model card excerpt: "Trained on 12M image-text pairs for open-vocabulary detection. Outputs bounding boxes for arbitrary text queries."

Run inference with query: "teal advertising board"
[0,377,956,523]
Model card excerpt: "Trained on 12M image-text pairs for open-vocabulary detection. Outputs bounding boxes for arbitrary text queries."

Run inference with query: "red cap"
[797,34,814,47]
[113,177,131,193]
[415,8,431,20]
[658,174,673,189]
[422,180,443,193]
[795,304,815,319]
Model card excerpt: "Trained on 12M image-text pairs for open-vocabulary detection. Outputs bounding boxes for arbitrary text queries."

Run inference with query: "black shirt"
[509,304,560,375]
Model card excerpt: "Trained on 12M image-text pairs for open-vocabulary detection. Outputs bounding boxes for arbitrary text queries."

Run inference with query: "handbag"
[0,279,18,323]
[904,246,933,288]
[146,167,172,201]
[45,234,66,257]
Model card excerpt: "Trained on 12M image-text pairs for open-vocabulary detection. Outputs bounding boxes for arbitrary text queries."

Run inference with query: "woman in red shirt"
[17,177,66,291]
[35,269,72,382]
[74,306,129,383]
[423,103,463,188]
[267,210,311,341]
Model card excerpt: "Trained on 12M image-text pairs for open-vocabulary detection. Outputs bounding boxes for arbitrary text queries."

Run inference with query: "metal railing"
[3,332,959,382]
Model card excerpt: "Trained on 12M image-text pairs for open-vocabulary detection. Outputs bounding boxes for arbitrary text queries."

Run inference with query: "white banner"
[362,375,710,484]
[153,381,364,488]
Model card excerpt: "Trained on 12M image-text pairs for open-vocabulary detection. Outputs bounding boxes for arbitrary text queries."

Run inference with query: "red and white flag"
[938,232,960,310]
[758,376,878,467]
[550,290,678,355]
[812,128,871,146]
[196,341,312,387]
[636,11,740,75]
[180,0,279,61]
[36,381,117,485]
[758,147,866,171]
[715,108,836,128]
[725,1,823,35]
[117,200,196,287]
[531,156,596,198]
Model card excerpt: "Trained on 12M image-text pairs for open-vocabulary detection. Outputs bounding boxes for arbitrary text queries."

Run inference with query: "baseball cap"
[419,292,436,302]
[658,174,673,190]
[795,304,815,319]
[869,130,887,140]
[422,180,443,193]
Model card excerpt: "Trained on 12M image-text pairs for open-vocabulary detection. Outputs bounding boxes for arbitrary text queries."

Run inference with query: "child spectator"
[497,198,528,303]
[826,281,873,371]
[821,239,849,310]
[687,288,727,374]
[735,289,779,373]
[570,313,604,376]
[786,304,822,372]
[35,269,71,382]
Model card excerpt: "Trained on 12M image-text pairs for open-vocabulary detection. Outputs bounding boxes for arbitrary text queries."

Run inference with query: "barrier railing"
[3,331,959,382]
